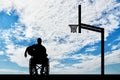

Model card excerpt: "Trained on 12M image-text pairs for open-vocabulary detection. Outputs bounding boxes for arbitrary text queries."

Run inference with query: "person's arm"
[24,47,28,58]
[44,47,48,57]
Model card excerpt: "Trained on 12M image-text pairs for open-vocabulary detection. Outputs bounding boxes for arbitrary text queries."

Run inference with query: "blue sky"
[0,10,18,29]
[0,0,120,74]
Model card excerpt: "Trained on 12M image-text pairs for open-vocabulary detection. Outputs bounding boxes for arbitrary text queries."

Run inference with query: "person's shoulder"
[27,44,36,49]
[41,44,45,47]
[31,44,37,47]
[41,45,46,49]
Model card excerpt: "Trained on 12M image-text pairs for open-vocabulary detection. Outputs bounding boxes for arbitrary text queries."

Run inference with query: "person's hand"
[25,53,27,58]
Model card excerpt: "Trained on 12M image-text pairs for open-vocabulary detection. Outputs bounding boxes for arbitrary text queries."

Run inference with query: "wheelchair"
[29,57,49,76]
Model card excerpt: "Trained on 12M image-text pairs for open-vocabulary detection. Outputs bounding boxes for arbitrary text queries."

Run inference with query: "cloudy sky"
[0,0,120,74]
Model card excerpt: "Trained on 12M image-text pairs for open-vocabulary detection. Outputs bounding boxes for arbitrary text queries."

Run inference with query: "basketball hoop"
[69,25,78,33]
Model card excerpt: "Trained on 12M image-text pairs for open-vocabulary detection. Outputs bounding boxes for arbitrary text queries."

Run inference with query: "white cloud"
[81,0,116,23]
[115,36,120,41]
[111,43,120,50]
[49,54,101,74]
[0,51,4,55]
[50,49,120,74]
[5,44,30,67]
[85,47,96,52]
[0,68,28,74]
[72,54,101,72]
[105,49,120,65]
[107,36,120,47]
[0,0,13,12]
[0,0,120,74]
[82,0,120,39]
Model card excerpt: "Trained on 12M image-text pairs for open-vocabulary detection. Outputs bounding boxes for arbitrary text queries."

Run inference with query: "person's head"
[37,38,42,44]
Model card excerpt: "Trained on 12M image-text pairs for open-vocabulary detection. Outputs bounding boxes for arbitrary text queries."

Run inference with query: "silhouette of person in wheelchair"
[24,38,49,75]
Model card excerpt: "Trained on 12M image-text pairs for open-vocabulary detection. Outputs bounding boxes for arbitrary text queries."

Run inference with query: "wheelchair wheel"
[29,63,38,75]
[42,59,49,76]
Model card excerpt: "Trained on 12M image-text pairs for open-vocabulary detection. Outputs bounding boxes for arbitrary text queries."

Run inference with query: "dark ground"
[0,74,120,80]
